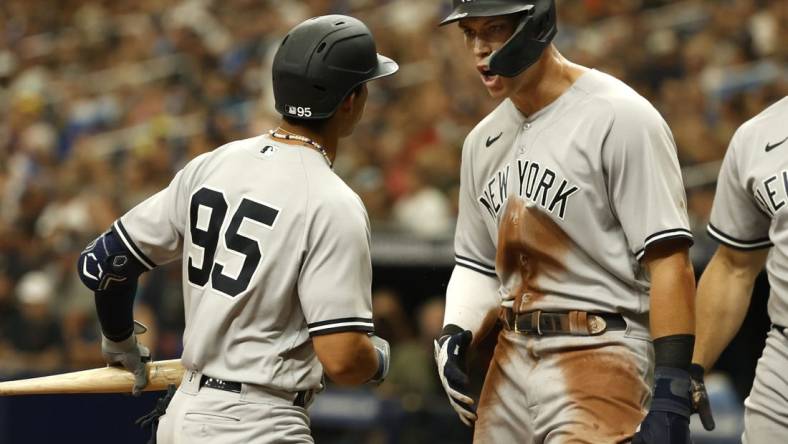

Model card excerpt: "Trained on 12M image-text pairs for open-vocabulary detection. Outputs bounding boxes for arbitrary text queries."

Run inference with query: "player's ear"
[339,84,366,114]
[338,92,355,114]
[338,87,359,113]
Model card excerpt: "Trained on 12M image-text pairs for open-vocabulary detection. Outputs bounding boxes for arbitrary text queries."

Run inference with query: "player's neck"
[509,47,587,118]
[276,121,338,162]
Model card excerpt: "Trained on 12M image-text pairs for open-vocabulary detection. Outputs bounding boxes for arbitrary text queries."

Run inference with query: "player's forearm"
[443,266,500,347]
[94,291,137,341]
[312,332,379,385]
[325,350,378,386]
[647,247,695,339]
[692,250,760,370]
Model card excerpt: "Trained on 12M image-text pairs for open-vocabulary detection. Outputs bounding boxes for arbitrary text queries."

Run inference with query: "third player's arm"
[692,245,768,370]
[644,239,696,339]
[632,239,698,441]
[312,332,380,385]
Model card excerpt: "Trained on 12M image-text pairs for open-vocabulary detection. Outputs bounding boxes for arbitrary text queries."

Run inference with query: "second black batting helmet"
[439,0,557,78]
[272,15,398,120]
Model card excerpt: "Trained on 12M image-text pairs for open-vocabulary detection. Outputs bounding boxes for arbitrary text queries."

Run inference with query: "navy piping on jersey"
[455,255,497,277]
[707,223,773,251]
[113,220,156,270]
[307,317,374,336]
[635,228,694,261]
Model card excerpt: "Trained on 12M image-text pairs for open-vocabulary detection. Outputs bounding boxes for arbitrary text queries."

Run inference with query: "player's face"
[458,15,522,98]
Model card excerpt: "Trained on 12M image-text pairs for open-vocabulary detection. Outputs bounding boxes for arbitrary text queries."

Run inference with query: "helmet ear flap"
[486,0,557,78]
[533,7,555,41]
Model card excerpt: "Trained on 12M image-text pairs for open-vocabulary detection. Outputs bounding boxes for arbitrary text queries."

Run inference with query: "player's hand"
[434,326,476,427]
[101,320,151,396]
[689,363,715,431]
[632,366,692,444]
[367,334,390,384]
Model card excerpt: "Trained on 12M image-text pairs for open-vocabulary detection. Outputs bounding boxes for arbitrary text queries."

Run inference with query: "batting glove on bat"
[633,366,693,444]
[434,325,476,427]
[102,320,151,396]
[689,363,715,431]
[367,334,390,384]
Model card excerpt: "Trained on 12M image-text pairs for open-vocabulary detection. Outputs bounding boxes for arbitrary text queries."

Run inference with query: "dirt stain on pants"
[473,331,650,444]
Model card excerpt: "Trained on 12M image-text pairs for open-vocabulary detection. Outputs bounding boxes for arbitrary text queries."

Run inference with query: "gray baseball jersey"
[707,96,788,326]
[114,134,374,392]
[454,69,692,340]
[706,96,788,443]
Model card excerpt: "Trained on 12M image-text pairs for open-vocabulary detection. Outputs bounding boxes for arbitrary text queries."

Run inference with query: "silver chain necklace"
[268,129,333,168]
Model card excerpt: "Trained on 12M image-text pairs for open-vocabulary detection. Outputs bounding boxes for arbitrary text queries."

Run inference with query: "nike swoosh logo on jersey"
[486,132,503,147]
[765,136,788,152]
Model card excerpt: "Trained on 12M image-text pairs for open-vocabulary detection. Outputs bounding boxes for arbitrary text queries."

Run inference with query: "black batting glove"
[434,325,476,426]
[689,363,715,431]
[633,366,693,444]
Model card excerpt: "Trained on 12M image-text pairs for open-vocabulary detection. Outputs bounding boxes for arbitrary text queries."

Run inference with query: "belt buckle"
[588,314,607,335]
[513,312,521,334]
[533,310,542,336]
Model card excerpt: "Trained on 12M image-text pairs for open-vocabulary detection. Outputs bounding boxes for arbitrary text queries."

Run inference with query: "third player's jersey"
[708,96,788,326]
[454,70,692,338]
[113,134,374,391]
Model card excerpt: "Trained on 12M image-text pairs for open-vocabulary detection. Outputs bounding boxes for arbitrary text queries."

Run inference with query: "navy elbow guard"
[78,229,148,293]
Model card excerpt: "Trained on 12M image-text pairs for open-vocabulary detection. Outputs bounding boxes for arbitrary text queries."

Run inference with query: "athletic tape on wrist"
[654,334,695,370]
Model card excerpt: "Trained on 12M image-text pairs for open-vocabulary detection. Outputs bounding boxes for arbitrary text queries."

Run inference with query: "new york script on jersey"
[478,158,580,222]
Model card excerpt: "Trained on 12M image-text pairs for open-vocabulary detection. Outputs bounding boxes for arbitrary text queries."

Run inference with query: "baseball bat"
[0,359,185,396]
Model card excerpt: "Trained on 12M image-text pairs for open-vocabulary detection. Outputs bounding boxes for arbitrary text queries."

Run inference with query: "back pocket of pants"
[185,411,241,423]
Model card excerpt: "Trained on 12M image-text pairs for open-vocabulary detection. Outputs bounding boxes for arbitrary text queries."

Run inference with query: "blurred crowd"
[0,0,786,397]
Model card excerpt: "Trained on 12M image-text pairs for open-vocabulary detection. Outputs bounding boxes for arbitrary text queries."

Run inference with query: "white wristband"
[443,265,500,339]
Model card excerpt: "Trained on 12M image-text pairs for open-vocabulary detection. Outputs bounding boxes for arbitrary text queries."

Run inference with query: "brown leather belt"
[499,309,627,336]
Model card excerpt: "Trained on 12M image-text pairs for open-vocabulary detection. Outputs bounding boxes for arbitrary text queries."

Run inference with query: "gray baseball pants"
[473,328,653,443]
[742,327,788,444]
[157,369,314,444]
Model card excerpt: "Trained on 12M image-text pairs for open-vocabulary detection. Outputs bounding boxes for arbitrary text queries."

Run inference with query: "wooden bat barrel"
[0,359,185,395]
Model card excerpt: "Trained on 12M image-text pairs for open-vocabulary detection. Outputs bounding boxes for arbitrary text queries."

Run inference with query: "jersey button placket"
[518,123,531,154]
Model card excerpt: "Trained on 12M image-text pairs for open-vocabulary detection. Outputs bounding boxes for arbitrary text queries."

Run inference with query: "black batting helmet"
[439,0,557,78]
[272,15,398,120]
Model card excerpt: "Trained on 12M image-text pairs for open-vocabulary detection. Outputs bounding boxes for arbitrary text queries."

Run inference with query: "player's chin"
[480,74,508,98]
[486,86,509,99]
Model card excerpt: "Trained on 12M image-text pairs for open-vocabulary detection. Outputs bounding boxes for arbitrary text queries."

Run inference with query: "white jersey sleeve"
[707,128,772,249]
[603,98,693,260]
[454,137,498,277]
[298,191,374,336]
[115,153,209,268]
